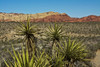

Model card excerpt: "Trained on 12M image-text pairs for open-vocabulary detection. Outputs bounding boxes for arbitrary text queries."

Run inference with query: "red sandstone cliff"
[0,12,100,22]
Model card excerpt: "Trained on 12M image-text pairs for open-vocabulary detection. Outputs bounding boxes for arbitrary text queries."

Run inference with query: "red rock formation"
[80,15,100,22]
[32,14,100,22]
[0,12,100,22]
[32,13,71,22]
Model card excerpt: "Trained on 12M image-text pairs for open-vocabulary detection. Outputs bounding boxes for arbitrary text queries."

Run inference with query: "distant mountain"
[0,11,100,22]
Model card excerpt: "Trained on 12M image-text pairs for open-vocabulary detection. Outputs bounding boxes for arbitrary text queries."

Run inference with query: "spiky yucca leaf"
[56,38,89,66]
[49,52,65,67]
[46,23,66,46]
[46,23,66,58]
[16,18,37,56]
[4,45,50,67]
[45,44,66,67]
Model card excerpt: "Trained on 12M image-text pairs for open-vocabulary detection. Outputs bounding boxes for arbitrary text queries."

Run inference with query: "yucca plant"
[47,50,66,67]
[56,38,89,67]
[46,23,65,46]
[46,23,66,56]
[3,45,50,67]
[16,18,37,55]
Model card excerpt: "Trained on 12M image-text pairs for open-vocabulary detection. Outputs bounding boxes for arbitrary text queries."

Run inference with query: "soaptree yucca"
[4,45,50,67]
[56,38,89,67]
[46,23,65,46]
[46,23,66,55]
[16,18,37,54]
[47,50,65,67]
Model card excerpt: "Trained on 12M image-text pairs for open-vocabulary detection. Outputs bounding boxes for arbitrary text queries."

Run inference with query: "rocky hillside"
[0,11,100,22]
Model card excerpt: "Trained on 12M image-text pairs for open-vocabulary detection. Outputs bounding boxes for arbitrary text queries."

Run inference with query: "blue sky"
[0,0,100,17]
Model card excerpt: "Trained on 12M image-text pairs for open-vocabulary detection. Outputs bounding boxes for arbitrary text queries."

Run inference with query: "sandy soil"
[91,50,100,67]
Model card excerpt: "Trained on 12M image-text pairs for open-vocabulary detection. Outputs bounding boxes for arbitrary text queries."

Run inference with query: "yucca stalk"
[16,18,37,56]
[56,38,89,67]
[3,45,50,67]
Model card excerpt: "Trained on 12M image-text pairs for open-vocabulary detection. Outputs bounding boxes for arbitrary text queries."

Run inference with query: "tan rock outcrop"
[0,12,100,22]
